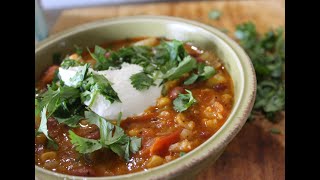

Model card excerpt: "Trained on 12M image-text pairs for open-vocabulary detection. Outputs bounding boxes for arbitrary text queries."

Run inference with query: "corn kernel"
[157,97,171,108]
[146,155,164,168]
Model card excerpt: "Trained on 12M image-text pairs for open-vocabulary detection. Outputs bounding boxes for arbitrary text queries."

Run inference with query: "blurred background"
[35,0,285,179]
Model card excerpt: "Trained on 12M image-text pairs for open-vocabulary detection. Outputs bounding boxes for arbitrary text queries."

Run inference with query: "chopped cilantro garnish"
[130,72,155,90]
[81,74,120,103]
[60,59,84,69]
[164,55,197,80]
[173,89,197,112]
[36,86,81,117]
[55,115,84,127]
[68,111,142,161]
[69,131,102,154]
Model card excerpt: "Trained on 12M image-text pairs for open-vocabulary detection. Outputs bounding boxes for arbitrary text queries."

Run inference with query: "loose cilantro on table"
[173,89,197,112]
[208,10,222,20]
[235,22,285,121]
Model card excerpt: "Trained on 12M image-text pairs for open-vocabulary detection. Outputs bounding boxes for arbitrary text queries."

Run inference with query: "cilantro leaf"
[173,89,197,112]
[37,105,58,149]
[198,64,216,80]
[82,111,141,161]
[69,130,102,154]
[60,59,84,69]
[55,115,84,127]
[183,64,216,85]
[130,72,155,90]
[208,10,222,20]
[36,86,80,117]
[88,45,111,70]
[85,111,123,145]
[82,74,120,103]
[163,40,188,62]
[130,136,141,153]
[184,73,199,85]
[74,45,83,56]
[164,56,197,80]
[109,140,129,161]
[38,105,51,141]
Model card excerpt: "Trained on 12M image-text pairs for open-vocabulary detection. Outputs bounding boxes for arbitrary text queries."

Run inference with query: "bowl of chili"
[35,16,256,180]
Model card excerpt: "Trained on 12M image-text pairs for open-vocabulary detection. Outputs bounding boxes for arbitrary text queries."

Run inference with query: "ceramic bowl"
[35,15,256,180]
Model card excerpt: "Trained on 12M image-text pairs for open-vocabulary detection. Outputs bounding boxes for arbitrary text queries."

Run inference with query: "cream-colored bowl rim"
[35,15,256,180]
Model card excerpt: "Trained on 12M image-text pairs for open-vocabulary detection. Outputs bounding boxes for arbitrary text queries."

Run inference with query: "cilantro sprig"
[173,89,197,112]
[184,63,216,85]
[130,72,155,90]
[69,111,141,161]
[81,73,120,104]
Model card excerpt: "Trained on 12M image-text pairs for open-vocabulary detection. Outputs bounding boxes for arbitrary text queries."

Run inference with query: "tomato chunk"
[150,130,181,156]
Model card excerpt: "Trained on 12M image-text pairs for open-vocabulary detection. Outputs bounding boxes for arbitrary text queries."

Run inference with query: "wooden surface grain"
[50,1,285,179]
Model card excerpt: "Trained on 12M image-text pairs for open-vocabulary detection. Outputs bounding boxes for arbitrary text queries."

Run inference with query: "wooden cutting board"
[50,1,285,179]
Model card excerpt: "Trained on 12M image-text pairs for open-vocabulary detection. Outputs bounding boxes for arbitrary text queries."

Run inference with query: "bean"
[40,151,57,163]
[169,87,185,100]
[35,134,47,144]
[157,97,171,108]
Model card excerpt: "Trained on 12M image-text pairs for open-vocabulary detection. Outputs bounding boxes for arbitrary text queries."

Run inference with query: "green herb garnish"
[69,131,103,154]
[81,74,120,103]
[55,115,84,127]
[37,105,58,149]
[69,111,142,161]
[164,55,197,80]
[130,72,155,90]
[60,59,84,69]
[183,63,216,85]
[36,85,81,117]
[173,89,197,112]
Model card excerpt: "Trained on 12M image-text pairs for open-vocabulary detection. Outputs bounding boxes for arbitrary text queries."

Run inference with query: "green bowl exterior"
[35,15,256,180]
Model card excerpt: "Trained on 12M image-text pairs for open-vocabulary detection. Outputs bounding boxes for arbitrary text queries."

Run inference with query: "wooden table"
[50,1,285,179]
